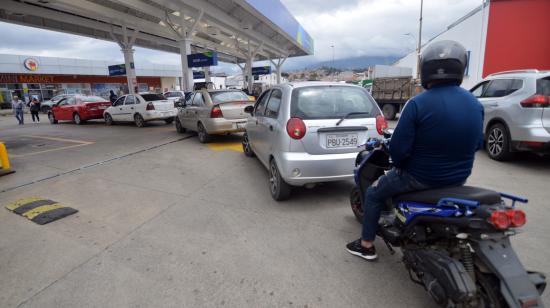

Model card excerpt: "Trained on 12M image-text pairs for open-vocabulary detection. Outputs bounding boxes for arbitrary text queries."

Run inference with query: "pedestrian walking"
[12,96,25,125]
[29,97,41,123]
[109,90,117,104]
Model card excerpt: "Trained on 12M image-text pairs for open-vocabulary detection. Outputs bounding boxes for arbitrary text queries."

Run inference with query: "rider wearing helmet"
[347,40,484,261]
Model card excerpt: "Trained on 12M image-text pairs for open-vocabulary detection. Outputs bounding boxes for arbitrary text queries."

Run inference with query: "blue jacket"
[389,83,484,187]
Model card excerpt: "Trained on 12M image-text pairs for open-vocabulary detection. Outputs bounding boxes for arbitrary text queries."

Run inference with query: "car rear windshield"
[537,77,550,96]
[80,96,107,102]
[290,86,378,119]
[210,91,250,103]
[141,94,165,102]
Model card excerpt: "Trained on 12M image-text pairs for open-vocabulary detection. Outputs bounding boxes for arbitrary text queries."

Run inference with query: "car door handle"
[487,103,498,107]
[269,125,273,131]
[255,120,259,125]
[131,107,134,110]
[119,108,122,110]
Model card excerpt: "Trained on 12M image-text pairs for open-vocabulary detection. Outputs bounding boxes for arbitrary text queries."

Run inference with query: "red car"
[48,95,112,125]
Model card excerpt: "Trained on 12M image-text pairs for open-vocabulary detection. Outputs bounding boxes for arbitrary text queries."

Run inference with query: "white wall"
[0,53,185,77]
[392,4,490,89]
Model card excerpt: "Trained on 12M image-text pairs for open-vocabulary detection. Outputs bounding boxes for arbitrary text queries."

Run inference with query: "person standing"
[109,90,117,104]
[29,97,41,123]
[12,96,25,125]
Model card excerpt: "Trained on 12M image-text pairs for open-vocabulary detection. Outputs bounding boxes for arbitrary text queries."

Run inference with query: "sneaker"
[346,239,378,261]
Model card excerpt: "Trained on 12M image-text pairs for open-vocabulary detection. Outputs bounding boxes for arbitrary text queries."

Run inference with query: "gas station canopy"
[0,0,314,63]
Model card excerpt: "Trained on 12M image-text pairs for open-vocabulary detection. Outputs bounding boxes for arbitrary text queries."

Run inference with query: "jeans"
[361,168,431,241]
[15,109,24,125]
[31,111,40,122]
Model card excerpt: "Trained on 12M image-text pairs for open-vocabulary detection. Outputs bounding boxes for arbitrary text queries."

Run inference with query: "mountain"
[282,54,403,72]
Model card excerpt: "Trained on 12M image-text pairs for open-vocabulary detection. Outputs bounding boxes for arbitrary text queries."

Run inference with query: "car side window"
[192,93,204,106]
[508,79,523,95]
[265,89,282,118]
[471,81,489,98]
[67,97,77,105]
[113,96,125,106]
[57,98,68,106]
[185,93,194,106]
[125,95,136,105]
[254,90,271,117]
[483,79,512,98]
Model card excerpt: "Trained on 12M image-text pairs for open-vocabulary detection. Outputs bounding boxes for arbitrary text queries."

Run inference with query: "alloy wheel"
[269,162,278,194]
[242,133,253,156]
[487,127,504,157]
[74,113,81,124]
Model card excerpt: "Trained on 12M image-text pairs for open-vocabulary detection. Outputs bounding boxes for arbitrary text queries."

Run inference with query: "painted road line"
[8,135,94,158]
[5,197,78,225]
[207,142,244,153]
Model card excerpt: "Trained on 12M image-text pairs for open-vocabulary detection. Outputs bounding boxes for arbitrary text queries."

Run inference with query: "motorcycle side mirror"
[383,128,394,138]
[244,105,254,114]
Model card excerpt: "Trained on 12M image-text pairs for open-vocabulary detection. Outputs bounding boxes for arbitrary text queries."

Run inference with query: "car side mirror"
[244,105,254,115]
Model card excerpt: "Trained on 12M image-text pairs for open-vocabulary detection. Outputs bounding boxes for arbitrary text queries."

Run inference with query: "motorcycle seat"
[395,186,502,205]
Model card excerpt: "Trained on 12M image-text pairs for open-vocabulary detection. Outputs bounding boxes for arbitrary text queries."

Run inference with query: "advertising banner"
[108,64,126,76]
[252,66,272,75]
[245,0,314,54]
[187,52,218,68]
[193,71,206,79]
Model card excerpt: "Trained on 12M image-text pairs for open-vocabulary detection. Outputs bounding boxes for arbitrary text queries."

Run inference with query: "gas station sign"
[187,52,218,68]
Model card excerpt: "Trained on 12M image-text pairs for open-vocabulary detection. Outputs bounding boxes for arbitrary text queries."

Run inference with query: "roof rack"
[488,69,540,76]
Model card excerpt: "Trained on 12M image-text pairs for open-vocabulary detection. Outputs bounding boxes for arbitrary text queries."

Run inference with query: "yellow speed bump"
[206,142,243,153]
[5,198,77,225]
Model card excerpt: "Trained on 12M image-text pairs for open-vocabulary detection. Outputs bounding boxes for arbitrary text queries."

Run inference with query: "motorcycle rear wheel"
[350,186,363,223]
[475,272,506,308]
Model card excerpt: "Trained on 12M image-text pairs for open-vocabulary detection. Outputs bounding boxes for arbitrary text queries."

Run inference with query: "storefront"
[0,73,161,107]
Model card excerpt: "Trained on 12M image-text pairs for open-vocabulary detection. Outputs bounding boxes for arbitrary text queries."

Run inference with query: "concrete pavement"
[0,116,548,307]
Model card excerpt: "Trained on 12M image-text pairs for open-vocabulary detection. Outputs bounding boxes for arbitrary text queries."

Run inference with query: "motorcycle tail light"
[506,209,526,228]
[489,211,511,230]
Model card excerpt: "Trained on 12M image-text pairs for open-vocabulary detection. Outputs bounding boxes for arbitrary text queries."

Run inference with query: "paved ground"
[0,114,549,307]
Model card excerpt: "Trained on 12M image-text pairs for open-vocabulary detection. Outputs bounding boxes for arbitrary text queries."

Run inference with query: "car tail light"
[376,115,388,135]
[506,209,526,227]
[520,95,550,108]
[146,102,155,110]
[489,211,511,230]
[520,141,544,148]
[286,117,306,140]
[210,105,223,118]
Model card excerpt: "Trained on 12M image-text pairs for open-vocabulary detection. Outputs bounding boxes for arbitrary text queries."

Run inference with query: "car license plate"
[235,122,246,129]
[326,134,358,148]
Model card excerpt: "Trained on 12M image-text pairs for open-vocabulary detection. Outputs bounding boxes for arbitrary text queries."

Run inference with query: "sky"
[0,0,483,72]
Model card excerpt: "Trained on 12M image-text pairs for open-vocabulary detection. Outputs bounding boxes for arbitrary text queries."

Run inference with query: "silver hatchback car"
[470,70,550,160]
[242,82,386,200]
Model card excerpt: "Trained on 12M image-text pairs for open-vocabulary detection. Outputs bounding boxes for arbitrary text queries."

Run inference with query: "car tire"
[242,132,255,157]
[486,123,514,161]
[165,117,174,125]
[269,159,291,201]
[382,104,397,121]
[175,117,186,133]
[48,112,58,124]
[73,113,84,125]
[197,122,211,143]
[134,114,145,128]
[104,113,113,126]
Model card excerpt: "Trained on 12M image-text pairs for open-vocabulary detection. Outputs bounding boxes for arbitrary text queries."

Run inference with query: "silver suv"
[242,82,386,200]
[470,70,550,160]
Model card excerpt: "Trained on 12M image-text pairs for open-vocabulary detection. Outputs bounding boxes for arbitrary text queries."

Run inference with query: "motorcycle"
[350,137,546,307]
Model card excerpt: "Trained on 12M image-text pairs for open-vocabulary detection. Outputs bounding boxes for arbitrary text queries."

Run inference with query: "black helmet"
[420,40,468,89]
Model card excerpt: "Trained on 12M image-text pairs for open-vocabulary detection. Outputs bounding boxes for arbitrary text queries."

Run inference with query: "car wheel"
[73,113,84,125]
[242,132,255,157]
[48,112,58,124]
[104,113,113,126]
[165,117,174,125]
[269,159,291,201]
[134,114,145,128]
[175,117,186,133]
[486,123,514,161]
[197,122,211,143]
[382,104,397,120]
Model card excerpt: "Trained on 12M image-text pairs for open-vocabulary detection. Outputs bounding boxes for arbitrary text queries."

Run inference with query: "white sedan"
[103,93,177,127]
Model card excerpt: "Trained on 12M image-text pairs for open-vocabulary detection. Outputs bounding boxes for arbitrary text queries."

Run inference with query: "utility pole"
[331,44,335,81]
[416,0,424,80]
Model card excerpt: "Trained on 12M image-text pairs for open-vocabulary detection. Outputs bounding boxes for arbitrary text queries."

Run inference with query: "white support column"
[246,56,254,94]
[179,38,194,92]
[122,47,137,94]
[204,67,211,83]
[109,23,139,94]
[270,56,287,85]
